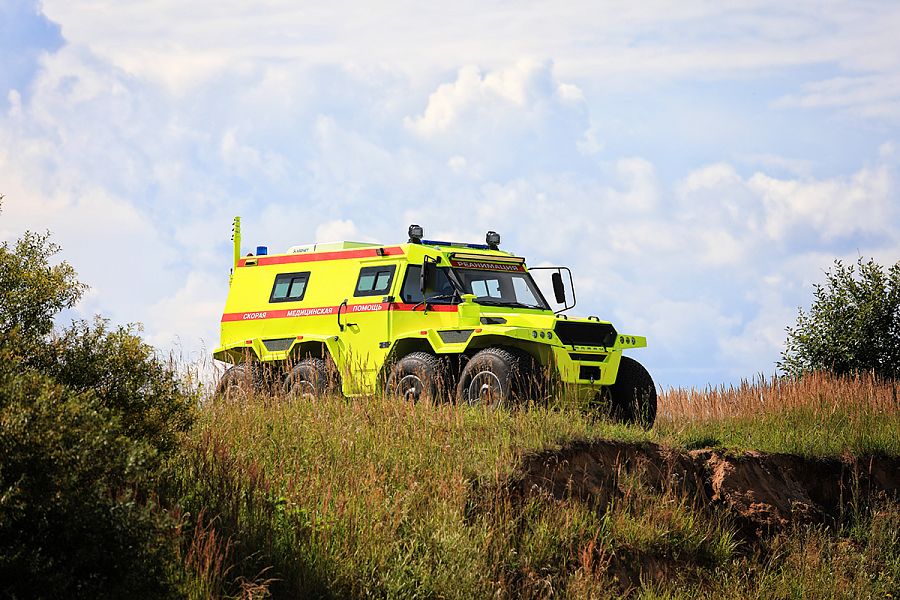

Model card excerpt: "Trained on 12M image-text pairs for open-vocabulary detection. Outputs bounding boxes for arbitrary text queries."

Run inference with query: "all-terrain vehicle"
[214,219,656,426]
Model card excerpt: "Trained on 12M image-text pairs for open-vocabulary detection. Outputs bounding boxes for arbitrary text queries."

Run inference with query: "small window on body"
[354,265,397,297]
[270,272,310,303]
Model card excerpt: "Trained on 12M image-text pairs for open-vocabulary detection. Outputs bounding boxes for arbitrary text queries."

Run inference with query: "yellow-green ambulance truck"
[214,220,656,426]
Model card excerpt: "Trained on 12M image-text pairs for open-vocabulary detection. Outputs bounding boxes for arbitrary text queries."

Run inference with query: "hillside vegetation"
[3,224,898,598]
[172,373,900,598]
[1,228,197,598]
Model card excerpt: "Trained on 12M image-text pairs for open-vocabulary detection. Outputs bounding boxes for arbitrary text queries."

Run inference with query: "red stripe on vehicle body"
[389,303,458,313]
[238,246,405,267]
[220,301,459,322]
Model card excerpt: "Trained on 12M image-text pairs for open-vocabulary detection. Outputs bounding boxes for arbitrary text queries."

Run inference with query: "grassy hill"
[171,372,900,598]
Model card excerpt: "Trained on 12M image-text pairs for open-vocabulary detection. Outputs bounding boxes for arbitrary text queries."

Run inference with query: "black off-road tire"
[214,364,259,402]
[386,352,447,403]
[608,356,657,428]
[455,347,527,408]
[283,358,332,400]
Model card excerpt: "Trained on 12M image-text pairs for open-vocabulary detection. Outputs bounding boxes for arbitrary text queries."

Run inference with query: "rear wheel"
[608,356,657,428]
[387,352,446,403]
[283,358,332,400]
[456,347,528,408]
[214,364,257,401]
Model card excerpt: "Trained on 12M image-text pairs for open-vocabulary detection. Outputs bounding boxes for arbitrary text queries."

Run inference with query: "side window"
[354,265,397,297]
[401,265,424,303]
[270,271,310,303]
[400,266,457,304]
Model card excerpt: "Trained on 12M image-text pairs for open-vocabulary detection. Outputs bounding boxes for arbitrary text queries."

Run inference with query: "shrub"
[0,214,196,597]
[0,359,178,598]
[38,317,197,459]
[779,257,900,379]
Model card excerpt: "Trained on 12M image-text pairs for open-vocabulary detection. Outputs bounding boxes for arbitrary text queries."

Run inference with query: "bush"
[0,215,197,597]
[0,359,178,598]
[38,317,197,458]
[779,257,900,379]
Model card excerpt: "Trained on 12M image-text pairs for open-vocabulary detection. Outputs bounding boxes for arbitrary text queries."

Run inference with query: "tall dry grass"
[173,393,727,598]
[656,371,900,455]
[659,371,898,422]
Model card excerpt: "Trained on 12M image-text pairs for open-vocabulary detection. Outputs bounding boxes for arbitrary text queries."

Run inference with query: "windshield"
[451,267,550,310]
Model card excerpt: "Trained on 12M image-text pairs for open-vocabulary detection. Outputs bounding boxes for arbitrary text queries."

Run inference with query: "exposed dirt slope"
[498,439,900,531]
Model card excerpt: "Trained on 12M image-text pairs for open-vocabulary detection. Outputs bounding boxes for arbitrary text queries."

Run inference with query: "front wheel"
[455,347,527,408]
[608,356,657,428]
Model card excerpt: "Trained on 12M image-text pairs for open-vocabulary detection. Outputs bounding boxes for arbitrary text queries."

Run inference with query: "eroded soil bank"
[495,439,900,531]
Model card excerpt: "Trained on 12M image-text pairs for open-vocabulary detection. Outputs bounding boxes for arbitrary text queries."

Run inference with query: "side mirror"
[551,272,566,304]
[420,260,438,293]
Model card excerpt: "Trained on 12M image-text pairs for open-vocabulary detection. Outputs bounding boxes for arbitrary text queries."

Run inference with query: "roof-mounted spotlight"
[408,224,424,244]
[486,230,501,250]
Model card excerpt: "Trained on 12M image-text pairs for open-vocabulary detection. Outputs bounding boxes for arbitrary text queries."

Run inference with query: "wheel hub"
[397,374,424,402]
[292,380,316,400]
[468,371,503,407]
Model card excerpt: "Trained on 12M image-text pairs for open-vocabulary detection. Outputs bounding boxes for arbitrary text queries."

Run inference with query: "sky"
[2,0,899,388]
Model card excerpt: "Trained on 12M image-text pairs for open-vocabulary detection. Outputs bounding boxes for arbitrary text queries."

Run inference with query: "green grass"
[170,378,900,598]
[174,398,640,597]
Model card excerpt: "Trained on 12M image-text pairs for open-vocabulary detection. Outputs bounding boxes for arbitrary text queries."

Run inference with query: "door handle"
[338,299,347,331]
[337,299,357,331]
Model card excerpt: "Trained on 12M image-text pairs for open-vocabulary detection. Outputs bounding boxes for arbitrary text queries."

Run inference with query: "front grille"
[262,337,295,352]
[554,321,617,347]
[569,353,608,362]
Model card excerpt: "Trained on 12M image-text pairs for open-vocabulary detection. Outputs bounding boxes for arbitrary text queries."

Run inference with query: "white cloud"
[749,166,894,241]
[4,1,900,390]
[406,61,585,136]
[315,219,358,242]
[145,271,225,353]
[0,168,177,326]
[679,163,742,195]
[30,0,900,125]
[447,155,468,174]
[776,74,900,121]
[608,158,659,213]
[403,61,591,176]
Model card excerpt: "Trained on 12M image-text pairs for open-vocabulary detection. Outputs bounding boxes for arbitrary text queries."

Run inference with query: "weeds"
[173,371,899,598]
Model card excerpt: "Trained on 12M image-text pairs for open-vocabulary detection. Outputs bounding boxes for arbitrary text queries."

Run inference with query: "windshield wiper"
[474,298,544,310]
[412,291,460,312]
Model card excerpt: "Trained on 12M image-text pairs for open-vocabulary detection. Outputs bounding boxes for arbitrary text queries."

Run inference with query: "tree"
[0,204,197,597]
[779,257,900,379]
[0,229,86,351]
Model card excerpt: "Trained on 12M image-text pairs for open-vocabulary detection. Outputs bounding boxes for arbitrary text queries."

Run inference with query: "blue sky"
[2,0,899,388]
